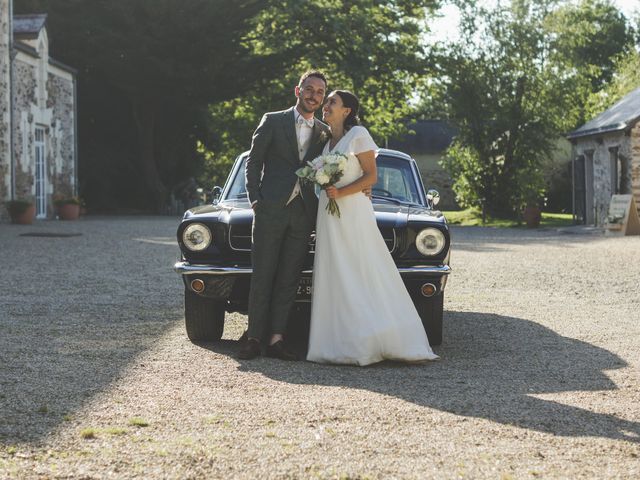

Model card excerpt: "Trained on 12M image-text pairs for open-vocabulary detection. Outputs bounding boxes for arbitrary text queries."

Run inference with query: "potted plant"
[519,173,546,228]
[5,199,36,225]
[54,195,81,220]
[521,188,544,228]
[523,203,542,228]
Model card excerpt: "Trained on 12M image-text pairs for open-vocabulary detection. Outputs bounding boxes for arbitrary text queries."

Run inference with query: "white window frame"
[35,126,47,219]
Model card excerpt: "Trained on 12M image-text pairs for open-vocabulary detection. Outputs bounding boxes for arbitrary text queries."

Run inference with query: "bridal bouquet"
[296,152,348,217]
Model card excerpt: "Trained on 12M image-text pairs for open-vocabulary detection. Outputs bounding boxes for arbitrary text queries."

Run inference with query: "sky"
[427,0,639,44]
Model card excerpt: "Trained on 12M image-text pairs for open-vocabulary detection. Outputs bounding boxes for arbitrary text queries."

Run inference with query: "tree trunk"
[131,99,167,212]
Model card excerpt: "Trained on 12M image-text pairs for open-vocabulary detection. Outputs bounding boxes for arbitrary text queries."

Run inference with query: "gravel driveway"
[1,216,639,479]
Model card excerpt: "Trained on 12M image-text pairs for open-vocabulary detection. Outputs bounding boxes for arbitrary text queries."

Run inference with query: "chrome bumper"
[398,265,451,275]
[174,262,451,276]
[174,262,253,275]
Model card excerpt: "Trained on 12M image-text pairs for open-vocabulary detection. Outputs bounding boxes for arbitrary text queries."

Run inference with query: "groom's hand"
[363,187,372,199]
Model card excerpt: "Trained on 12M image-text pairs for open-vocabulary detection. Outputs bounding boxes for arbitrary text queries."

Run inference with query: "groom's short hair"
[299,70,327,88]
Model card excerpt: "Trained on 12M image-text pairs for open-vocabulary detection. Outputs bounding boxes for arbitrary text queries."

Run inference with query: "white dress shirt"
[286,109,315,205]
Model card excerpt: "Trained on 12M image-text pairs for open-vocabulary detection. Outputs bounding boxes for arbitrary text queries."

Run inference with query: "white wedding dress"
[306,126,439,365]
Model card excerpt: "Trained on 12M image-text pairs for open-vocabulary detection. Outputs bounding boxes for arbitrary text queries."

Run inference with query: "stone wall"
[0,0,11,212]
[0,13,77,222]
[12,60,36,200]
[47,72,75,199]
[573,130,633,226]
[10,55,76,218]
[631,122,640,213]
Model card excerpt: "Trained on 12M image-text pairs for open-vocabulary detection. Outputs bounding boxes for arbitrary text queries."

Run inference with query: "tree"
[545,0,635,126]
[15,0,272,211]
[16,0,440,210]
[198,0,439,188]
[425,0,635,217]
[586,49,640,118]
[428,0,563,217]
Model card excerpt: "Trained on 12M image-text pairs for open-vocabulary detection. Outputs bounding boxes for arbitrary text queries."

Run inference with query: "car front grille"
[380,227,397,253]
[229,224,397,253]
[228,224,252,251]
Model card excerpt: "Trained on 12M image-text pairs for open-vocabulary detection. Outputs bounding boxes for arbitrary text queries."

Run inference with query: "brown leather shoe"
[237,338,261,360]
[265,340,297,361]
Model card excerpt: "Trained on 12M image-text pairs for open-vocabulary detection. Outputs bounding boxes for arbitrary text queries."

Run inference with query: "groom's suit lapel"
[282,108,300,165]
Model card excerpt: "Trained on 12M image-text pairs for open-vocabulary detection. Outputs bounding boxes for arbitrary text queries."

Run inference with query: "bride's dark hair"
[334,90,360,130]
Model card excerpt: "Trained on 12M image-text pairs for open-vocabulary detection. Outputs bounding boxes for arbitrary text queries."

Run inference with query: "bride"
[306,90,439,366]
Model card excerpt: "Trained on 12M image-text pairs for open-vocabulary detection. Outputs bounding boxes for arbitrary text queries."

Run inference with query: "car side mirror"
[426,189,440,209]
[211,186,222,204]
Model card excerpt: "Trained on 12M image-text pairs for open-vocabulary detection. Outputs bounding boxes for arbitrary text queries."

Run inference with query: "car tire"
[416,293,444,346]
[184,288,225,342]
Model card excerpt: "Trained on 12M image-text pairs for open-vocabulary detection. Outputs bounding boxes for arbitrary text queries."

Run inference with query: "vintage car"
[174,148,451,346]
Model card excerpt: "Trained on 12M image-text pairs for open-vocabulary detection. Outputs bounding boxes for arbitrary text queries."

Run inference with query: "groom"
[239,70,330,360]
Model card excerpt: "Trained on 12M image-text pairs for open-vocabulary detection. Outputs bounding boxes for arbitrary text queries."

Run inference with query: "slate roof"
[13,14,47,39]
[568,87,640,139]
[388,120,457,154]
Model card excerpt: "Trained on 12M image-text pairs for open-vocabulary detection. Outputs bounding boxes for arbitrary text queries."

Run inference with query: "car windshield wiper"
[371,195,421,207]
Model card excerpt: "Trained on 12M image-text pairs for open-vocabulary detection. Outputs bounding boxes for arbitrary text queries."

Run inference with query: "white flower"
[311,157,324,170]
[315,171,330,185]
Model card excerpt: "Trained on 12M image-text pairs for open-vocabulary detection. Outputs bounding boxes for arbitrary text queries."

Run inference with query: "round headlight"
[183,223,212,251]
[415,228,445,256]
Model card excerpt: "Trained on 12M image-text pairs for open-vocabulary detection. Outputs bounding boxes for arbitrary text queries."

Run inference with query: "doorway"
[574,151,595,225]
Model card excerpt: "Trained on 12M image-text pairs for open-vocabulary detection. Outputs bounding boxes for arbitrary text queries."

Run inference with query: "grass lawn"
[442,208,574,228]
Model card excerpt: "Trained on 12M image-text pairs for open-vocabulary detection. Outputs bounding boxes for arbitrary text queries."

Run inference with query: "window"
[609,147,619,194]
[35,127,46,218]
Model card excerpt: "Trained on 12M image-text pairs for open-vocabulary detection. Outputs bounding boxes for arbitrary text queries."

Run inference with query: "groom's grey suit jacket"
[245,107,330,219]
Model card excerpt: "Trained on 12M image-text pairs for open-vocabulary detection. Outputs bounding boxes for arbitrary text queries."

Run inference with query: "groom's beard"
[298,96,321,114]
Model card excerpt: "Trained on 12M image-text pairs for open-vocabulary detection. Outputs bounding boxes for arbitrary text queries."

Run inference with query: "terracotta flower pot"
[9,204,36,225]
[58,203,80,220]
[523,205,541,228]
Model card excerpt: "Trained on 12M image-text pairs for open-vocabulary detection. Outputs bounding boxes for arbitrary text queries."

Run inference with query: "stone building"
[567,87,640,226]
[0,1,77,221]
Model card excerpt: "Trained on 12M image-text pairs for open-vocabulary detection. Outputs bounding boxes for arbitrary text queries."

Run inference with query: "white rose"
[315,171,330,185]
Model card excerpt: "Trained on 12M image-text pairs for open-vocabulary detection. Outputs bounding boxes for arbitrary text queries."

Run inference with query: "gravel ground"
[0,216,639,479]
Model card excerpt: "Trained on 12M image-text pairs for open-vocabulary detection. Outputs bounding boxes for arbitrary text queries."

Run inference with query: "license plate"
[296,277,312,301]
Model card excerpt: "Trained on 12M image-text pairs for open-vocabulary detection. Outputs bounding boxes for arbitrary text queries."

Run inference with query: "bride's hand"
[325,186,341,199]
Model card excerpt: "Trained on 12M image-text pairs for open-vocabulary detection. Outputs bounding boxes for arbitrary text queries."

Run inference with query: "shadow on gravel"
[0,220,182,446]
[209,311,639,443]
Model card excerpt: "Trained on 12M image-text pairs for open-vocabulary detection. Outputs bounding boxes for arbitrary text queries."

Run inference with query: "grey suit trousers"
[247,196,314,341]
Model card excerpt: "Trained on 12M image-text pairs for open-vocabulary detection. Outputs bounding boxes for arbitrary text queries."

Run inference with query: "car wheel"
[416,293,444,346]
[184,288,225,341]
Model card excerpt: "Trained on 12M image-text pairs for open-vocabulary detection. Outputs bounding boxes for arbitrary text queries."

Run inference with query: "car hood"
[184,200,254,223]
[185,199,446,228]
[369,201,443,227]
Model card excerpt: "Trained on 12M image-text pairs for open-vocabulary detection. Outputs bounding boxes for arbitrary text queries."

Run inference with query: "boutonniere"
[317,130,331,144]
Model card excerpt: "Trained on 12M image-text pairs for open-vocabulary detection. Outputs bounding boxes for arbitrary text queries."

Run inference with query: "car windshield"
[373,156,422,205]
[224,156,250,200]
[223,154,423,205]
